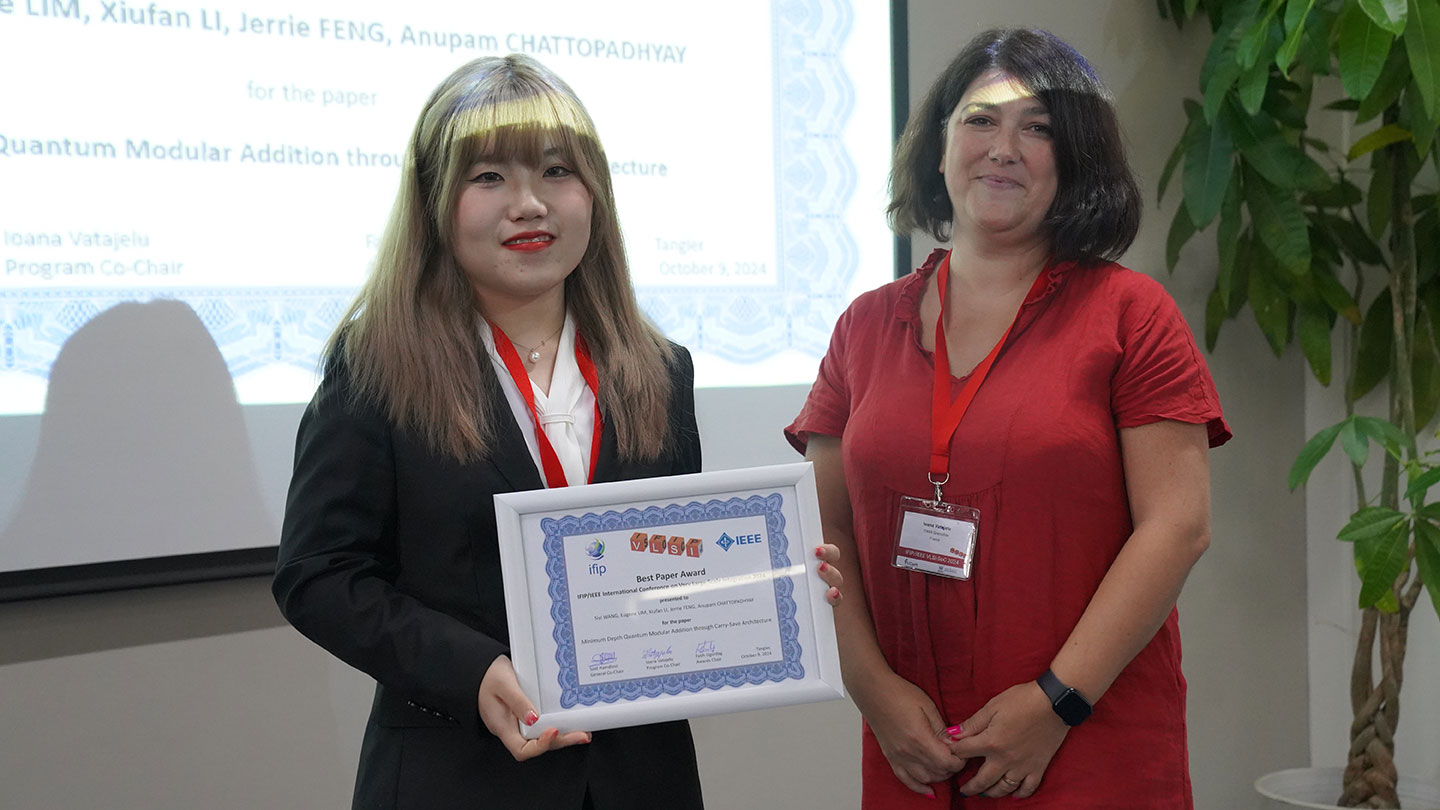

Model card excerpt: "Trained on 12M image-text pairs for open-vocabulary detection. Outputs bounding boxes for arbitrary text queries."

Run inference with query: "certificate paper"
[495,463,843,738]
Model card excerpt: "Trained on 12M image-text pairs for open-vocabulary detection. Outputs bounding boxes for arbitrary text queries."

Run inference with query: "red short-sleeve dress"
[786,249,1230,809]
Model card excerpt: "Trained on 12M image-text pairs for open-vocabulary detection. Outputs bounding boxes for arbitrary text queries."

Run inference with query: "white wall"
[0,3,1324,809]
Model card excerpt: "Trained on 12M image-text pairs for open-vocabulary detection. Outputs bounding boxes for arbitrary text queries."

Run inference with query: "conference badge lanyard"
[892,251,1050,580]
[489,322,603,488]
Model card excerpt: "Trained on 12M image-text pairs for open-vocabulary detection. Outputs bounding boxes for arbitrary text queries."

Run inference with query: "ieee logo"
[716,532,763,551]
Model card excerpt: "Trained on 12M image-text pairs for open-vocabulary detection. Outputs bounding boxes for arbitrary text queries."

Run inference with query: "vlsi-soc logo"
[628,531,703,558]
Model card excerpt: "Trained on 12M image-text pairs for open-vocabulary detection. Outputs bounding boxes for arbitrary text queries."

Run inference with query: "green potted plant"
[1155,0,1440,806]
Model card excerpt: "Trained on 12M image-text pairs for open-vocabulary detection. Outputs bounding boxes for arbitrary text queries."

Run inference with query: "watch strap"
[1036,668,1092,726]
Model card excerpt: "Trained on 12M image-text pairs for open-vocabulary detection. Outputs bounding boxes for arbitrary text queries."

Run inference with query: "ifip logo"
[585,539,606,576]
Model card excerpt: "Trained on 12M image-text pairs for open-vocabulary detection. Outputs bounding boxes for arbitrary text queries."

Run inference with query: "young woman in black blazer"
[273,55,842,810]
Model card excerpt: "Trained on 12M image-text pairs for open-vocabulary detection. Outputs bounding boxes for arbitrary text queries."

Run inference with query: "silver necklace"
[513,324,564,366]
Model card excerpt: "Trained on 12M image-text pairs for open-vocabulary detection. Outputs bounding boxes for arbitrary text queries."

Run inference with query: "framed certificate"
[495,462,844,738]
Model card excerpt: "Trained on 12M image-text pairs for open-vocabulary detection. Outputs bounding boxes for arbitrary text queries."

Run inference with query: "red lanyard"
[490,323,603,488]
[929,251,1051,483]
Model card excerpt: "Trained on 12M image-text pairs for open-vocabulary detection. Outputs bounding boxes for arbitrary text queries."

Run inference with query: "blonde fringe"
[323,55,674,464]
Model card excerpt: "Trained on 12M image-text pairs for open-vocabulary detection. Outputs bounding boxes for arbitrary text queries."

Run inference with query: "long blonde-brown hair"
[328,54,676,462]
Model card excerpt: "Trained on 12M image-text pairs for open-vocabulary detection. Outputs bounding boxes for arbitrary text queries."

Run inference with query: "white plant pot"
[1255,767,1440,810]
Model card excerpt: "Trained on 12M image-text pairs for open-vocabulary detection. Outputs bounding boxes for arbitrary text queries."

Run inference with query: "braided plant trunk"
[1343,594,1421,807]
[1340,136,1422,810]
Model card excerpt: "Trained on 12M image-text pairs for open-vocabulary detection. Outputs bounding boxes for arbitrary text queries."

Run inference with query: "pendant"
[529,349,541,363]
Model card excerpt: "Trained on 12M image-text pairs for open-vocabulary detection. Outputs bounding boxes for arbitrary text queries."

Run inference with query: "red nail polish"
[814,545,825,558]
[925,790,936,800]
[819,561,829,572]
[945,723,964,738]
[523,710,539,726]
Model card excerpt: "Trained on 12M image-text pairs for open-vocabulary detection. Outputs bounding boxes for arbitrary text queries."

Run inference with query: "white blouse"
[479,312,597,487]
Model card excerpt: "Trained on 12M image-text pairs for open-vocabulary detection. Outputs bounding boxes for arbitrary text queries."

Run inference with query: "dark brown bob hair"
[888,28,1141,265]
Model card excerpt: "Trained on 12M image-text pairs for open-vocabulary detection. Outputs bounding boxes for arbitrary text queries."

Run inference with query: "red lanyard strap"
[490,322,604,488]
[929,252,1051,481]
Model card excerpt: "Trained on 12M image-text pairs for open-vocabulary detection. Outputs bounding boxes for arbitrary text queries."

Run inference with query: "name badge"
[892,495,978,580]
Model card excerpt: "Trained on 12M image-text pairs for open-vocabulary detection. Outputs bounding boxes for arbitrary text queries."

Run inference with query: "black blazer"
[274,346,704,810]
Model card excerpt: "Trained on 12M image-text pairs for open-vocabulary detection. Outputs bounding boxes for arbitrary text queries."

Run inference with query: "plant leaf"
[1408,467,1440,500]
[1404,0,1440,120]
[1239,50,1273,114]
[1340,1,1396,99]
[1242,136,1334,190]
[1159,131,1189,205]
[1245,169,1311,276]
[1202,18,1248,122]
[1184,118,1236,228]
[1205,285,1226,350]
[1239,3,1283,68]
[1298,304,1333,384]
[1348,123,1415,160]
[1277,0,1316,76]
[1359,0,1410,34]
[1318,212,1386,266]
[1221,94,1281,149]
[1249,248,1293,354]
[1414,519,1440,621]
[1312,263,1364,323]
[1354,518,1411,611]
[1341,419,1370,466]
[1339,505,1407,540]
[1369,148,1394,240]
[1167,203,1198,272]
[1290,420,1346,489]
[1217,173,1244,297]
[1353,415,1415,455]
[1357,44,1412,122]
[1418,207,1440,282]
[1160,99,1205,202]
[1413,310,1440,427]
[1305,178,1365,207]
[1401,80,1440,159]
[1351,288,1395,399]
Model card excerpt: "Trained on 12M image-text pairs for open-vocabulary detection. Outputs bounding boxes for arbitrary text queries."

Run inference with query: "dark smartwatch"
[1037,668,1092,726]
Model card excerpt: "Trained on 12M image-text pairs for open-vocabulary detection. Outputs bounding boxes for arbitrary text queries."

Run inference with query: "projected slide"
[0,0,895,415]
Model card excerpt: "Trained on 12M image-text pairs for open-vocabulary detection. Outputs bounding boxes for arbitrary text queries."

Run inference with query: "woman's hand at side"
[477,655,591,760]
[807,434,962,796]
[946,681,1067,799]
[859,666,970,793]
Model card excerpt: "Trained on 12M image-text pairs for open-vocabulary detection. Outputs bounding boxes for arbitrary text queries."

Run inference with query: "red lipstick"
[503,231,554,252]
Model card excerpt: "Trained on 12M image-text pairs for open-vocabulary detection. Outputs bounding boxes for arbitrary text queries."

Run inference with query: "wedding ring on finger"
[1000,776,1021,788]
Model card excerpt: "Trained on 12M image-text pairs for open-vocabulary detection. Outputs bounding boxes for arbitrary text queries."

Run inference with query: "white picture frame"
[495,462,844,739]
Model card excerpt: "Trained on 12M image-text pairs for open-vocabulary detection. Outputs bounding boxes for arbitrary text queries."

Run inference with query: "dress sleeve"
[1112,280,1232,448]
[785,305,856,453]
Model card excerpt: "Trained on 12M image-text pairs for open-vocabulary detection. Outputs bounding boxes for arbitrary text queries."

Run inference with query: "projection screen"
[0,0,902,599]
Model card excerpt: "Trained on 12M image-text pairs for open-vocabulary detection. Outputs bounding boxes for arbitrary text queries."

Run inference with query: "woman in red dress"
[787,28,1230,808]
